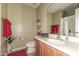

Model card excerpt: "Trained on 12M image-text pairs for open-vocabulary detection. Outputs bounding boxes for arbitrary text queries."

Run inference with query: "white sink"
[47,39,65,46]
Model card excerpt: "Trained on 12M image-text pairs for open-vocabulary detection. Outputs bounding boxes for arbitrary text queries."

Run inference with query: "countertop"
[34,36,79,56]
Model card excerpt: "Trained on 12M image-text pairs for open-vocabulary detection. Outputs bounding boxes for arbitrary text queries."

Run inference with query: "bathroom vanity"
[34,36,79,56]
[35,38,68,56]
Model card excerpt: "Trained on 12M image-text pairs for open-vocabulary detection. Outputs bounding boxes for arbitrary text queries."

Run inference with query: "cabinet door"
[40,41,47,56]
[35,39,44,56]
[46,44,56,56]
[35,39,68,56]
[56,49,68,56]
[41,42,65,56]
[39,41,43,56]
[35,39,40,56]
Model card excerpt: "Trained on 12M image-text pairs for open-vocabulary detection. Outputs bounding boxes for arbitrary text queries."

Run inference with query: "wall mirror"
[47,3,79,37]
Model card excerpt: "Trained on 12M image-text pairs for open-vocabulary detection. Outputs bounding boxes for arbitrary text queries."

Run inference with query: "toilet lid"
[26,41,35,47]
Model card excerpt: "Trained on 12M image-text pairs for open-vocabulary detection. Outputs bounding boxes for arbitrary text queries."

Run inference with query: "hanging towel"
[51,25,59,33]
[3,18,12,38]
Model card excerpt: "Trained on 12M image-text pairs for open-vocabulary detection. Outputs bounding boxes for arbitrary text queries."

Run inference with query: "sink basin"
[47,39,65,46]
[41,37,65,46]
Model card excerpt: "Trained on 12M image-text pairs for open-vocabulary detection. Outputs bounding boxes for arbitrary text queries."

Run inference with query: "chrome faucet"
[57,35,60,40]
[65,36,69,43]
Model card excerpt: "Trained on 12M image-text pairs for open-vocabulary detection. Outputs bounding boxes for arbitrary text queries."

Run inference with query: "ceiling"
[47,3,73,13]
[24,3,74,13]
[23,3,40,8]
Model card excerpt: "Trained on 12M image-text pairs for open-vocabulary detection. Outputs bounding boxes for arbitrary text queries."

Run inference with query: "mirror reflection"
[47,3,79,37]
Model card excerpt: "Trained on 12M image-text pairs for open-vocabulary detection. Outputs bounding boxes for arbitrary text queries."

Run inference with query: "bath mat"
[7,48,27,56]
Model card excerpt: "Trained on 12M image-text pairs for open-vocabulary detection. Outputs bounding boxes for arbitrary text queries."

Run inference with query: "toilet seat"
[26,41,35,48]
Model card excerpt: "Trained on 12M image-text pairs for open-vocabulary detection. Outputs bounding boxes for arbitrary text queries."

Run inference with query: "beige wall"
[0,3,1,55]
[47,13,52,33]
[7,3,22,49]
[7,4,36,49]
[7,4,22,37]
[52,11,63,25]
[37,4,48,33]
[21,5,36,41]
[1,3,7,55]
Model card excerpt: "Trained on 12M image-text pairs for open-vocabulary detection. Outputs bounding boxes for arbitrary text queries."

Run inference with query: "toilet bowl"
[26,41,35,54]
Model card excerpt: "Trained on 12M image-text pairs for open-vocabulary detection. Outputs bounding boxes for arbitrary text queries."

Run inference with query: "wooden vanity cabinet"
[45,44,56,56]
[55,49,68,56]
[35,39,68,56]
[35,39,40,56]
[35,39,47,56]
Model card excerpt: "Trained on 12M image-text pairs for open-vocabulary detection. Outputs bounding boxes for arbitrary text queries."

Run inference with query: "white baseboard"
[8,47,26,53]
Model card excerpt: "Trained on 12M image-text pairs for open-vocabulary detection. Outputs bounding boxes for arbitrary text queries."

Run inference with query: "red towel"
[3,18,12,38]
[51,25,59,33]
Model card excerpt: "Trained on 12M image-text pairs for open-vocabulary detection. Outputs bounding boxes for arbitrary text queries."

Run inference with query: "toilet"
[26,40,35,56]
